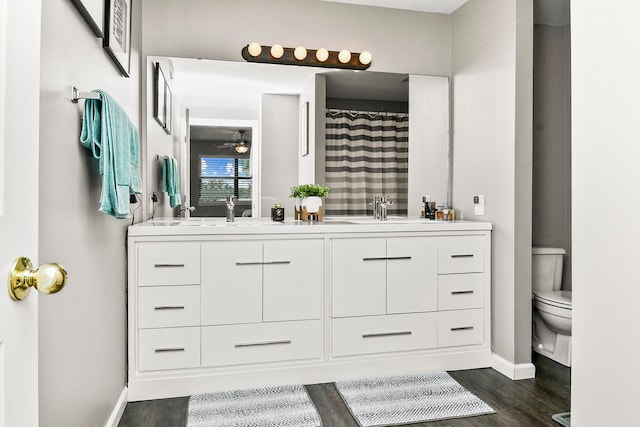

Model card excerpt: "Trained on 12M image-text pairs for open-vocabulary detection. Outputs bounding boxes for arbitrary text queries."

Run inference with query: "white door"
[0,1,42,426]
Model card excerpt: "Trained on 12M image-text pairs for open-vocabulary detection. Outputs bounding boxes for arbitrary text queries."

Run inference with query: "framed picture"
[300,101,309,157]
[164,81,172,135]
[153,62,166,128]
[69,0,104,37]
[103,0,132,77]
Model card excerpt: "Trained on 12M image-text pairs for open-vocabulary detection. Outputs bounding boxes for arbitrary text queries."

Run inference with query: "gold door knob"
[7,257,67,301]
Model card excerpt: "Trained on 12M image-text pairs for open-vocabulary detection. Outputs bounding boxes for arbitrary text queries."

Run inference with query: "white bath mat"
[186,384,321,427]
[335,371,494,427]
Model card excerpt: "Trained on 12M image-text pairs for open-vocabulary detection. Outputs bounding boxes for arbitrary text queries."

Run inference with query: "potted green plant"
[290,184,330,215]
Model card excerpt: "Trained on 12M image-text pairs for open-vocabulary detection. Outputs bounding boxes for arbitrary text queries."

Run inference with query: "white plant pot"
[302,196,322,212]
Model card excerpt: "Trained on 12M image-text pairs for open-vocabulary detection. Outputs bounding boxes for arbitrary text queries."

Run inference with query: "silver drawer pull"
[154,347,185,353]
[362,257,387,261]
[263,261,291,265]
[451,254,474,258]
[451,290,474,295]
[362,331,412,338]
[154,305,185,310]
[154,263,185,268]
[387,256,412,261]
[235,261,264,266]
[234,340,292,348]
[451,326,474,332]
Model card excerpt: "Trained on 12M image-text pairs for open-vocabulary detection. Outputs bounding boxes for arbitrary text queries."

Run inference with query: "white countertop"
[128,216,492,237]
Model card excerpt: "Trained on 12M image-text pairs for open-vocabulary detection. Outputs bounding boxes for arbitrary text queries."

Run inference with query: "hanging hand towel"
[161,156,182,208]
[80,90,141,218]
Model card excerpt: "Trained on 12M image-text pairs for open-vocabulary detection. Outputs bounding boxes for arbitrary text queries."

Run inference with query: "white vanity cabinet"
[436,236,485,347]
[201,239,323,325]
[135,242,202,373]
[127,221,492,401]
[200,238,323,368]
[331,237,438,318]
[330,237,439,357]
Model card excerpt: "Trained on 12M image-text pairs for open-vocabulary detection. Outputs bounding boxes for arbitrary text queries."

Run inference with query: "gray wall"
[451,0,534,367]
[533,24,572,290]
[38,0,141,426]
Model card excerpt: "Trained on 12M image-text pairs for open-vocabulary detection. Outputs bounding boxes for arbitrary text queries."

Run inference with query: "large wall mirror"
[146,57,450,219]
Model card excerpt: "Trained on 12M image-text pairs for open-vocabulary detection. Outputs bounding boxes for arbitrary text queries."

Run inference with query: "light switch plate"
[474,195,485,215]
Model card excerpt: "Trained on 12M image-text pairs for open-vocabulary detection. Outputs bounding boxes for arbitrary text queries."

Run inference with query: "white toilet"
[532,247,572,367]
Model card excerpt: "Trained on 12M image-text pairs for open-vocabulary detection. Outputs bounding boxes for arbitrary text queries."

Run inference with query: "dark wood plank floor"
[119,353,570,427]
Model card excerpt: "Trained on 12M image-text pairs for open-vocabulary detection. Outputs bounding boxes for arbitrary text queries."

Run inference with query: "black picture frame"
[69,0,104,37]
[164,81,172,135]
[153,62,166,129]
[103,0,132,77]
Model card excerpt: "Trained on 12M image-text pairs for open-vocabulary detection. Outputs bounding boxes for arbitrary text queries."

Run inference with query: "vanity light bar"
[242,43,372,70]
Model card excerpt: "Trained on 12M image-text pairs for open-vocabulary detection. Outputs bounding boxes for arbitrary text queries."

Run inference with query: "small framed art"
[103,0,132,77]
[153,62,166,128]
[300,101,309,157]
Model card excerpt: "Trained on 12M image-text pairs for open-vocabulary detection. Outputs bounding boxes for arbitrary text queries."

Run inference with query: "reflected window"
[198,156,252,204]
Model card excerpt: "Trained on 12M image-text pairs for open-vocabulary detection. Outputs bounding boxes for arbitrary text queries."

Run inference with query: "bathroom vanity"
[127,218,492,401]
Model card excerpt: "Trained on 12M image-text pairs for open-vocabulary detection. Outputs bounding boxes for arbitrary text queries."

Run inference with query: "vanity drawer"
[138,327,200,372]
[331,313,437,357]
[437,309,484,348]
[138,285,200,329]
[138,242,200,286]
[201,320,321,367]
[438,236,484,274]
[438,273,483,310]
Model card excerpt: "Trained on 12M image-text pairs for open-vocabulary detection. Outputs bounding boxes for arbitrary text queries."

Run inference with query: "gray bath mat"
[552,412,571,426]
[335,371,494,427]
[186,384,321,427]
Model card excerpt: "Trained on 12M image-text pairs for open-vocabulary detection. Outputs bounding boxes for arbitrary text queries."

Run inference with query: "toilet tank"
[532,247,565,293]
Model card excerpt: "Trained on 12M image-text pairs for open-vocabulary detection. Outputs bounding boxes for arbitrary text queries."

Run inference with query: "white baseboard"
[105,387,128,427]
[491,353,536,380]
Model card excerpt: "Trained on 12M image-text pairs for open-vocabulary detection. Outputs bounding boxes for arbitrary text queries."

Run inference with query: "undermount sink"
[325,216,444,225]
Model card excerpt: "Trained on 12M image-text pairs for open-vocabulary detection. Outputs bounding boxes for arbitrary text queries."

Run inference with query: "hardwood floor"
[118,353,570,427]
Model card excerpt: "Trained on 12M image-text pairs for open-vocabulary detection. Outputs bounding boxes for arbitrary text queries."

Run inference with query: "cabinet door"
[201,241,263,325]
[331,238,386,318]
[387,237,438,314]
[263,239,323,322]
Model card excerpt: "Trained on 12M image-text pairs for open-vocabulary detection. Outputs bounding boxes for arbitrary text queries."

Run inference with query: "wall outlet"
[474,195,485,215]
[150,192,159,203]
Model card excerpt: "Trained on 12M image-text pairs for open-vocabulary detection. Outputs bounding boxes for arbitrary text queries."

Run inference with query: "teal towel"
[80,90,141,218]
[161,156,182,208]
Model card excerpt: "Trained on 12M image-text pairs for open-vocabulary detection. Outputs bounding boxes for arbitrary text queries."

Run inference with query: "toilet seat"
[534,290,572,310]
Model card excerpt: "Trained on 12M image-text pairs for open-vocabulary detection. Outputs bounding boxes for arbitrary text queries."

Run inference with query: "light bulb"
[294,46,307,60]
[338,50,351,64]
[247,42,262,57]
[315,48,329,62]
[359,51,372,65]
[270,44,284,59]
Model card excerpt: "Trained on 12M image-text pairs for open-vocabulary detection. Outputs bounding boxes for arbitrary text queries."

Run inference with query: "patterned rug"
[335,371,495,427]
[186,384,321,427]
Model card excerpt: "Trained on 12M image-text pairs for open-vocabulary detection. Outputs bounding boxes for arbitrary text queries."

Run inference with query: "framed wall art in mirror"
[153,62,166,129]
[164,80,172,135]
[104,0,131,77]
[69,0,104,37]
[300,101,309,157]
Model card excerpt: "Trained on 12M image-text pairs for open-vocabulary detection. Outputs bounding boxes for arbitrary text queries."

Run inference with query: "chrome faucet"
[379,196,393,220]
[225,195,236,222]
[371,195,393,220]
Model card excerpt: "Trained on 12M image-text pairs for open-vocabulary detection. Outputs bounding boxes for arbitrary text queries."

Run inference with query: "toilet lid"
[534,290,572,309]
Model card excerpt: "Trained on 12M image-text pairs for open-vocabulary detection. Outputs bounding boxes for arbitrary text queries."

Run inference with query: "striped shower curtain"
[324,109,408,216]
